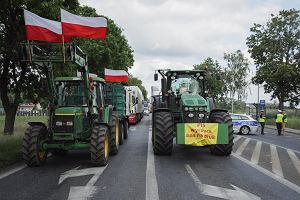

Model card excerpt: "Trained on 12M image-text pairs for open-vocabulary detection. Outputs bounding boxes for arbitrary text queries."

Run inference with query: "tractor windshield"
[56,81,87,106]
[171,75,202,96]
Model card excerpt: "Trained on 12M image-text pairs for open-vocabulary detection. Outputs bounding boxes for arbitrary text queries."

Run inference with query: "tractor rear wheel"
[209,111,234,156]
[153,112,174,155]
[22,125,48,167]
[123,120,128,139]
[90,125,109,166]
[51,150,68,157]
[110,113,120,155]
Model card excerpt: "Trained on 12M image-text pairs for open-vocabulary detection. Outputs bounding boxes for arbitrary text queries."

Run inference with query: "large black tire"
[51,150,68,157]
[153,112,174,155]
[90,125,109,166]
[119,120,124,145]
[22,125,48,167]
[209,112,234,156]
[110,113,120,155]
[123,120,128,139]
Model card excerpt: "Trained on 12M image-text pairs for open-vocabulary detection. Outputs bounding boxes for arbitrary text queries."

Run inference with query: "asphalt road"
[0,116,300,200]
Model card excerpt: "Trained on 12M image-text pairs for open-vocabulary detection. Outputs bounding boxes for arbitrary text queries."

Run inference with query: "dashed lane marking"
[270,144,283,177]
[146,130,159,200]
[235,138,250,156]
[251,141,262,165]
[0,164,26,180]
[287,150,300,176]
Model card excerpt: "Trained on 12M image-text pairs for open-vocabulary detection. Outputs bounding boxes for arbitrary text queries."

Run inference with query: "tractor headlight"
[188,113,194,118]
[56,121,63,126]
[189,107,194,111]
[198,113,205,118]
[184,107,189,111]
[194,107,199,111]
[66,121,73,126]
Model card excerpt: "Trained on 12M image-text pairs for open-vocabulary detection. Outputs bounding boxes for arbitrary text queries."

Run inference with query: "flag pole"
[62,36,66,63]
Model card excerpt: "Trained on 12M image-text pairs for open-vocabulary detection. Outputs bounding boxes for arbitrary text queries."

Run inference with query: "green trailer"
[105,83,129,144]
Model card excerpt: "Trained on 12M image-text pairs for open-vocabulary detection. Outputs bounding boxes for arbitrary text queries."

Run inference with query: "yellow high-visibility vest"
[275,113,283,123]
[283,114,288,123]
[259,116,266,123]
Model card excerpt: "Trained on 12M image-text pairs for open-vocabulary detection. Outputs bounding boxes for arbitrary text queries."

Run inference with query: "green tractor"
[152,69,233,155]
[20,43,120,167]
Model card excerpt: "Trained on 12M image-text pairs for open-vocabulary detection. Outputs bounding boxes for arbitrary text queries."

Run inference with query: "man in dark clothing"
[259,110,266,135]
[275,110,283,135]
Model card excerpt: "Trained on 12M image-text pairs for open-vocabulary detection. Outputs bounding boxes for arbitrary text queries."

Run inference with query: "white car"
[230,113,259,135]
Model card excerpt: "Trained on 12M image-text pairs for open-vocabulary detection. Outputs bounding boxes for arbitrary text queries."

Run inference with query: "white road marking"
[233,135,241,143]
[235,138,250,155]
[185,164,261,200]
[237,135,300,154]
[233,153,300,195]
[59,166,107,200]
[270,144,283,177]
[0,164,26,180]
[287,150,300,176]
[146,130,159,200]
[251,141,262,165]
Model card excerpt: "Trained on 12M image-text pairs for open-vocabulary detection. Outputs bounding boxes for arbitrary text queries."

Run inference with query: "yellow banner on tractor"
[177,123,228,146]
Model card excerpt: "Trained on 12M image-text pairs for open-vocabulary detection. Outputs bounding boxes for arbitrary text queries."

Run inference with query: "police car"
[230,113,259,135]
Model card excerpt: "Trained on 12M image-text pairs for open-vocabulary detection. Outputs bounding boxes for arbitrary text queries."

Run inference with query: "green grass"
[0,116,47,169]
[266,116,300,130]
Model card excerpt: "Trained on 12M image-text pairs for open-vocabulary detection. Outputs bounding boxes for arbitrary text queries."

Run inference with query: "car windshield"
[171,75,202,96]
[56,81,87,106]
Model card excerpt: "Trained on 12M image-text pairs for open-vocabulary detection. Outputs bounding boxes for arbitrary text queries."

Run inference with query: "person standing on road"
[259,110,266,135]
[275,110,284,135]
[282,111,287,135]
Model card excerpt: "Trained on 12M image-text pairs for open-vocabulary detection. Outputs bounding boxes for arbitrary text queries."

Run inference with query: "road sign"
[259,100,265,107]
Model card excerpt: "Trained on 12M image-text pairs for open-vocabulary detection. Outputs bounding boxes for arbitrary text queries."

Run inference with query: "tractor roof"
[162,70,207,75]
[55,77,105,82]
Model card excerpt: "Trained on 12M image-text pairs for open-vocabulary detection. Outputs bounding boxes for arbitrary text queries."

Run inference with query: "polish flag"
[105,69,128,82]
[24,10,70,42]
[61,9,107,39]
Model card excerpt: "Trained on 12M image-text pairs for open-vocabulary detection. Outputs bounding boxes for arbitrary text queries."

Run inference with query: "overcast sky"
[80,0,299,103]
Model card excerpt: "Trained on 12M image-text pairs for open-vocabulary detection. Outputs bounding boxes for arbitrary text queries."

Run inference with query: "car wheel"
[240,126,250,135]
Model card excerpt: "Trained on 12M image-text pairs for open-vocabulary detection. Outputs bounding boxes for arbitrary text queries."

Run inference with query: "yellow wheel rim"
[104,133,109,159]
[115,121,119,146]
[38,150,46,160]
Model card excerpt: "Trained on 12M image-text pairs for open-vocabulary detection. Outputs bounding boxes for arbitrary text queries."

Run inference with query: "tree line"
[195,9,300,111]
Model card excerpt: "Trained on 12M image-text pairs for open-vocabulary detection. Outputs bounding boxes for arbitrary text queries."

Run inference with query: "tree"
[247,9,300,109]
[193,57,226,101]
[127,75,148,99]
[0,0,134,134]
[224,50,250,102]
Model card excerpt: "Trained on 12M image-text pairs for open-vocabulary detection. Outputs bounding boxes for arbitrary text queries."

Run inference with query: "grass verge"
[0,116,47,169]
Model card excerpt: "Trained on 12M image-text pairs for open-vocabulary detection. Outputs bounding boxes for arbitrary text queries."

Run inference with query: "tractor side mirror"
[154,73,158,81]
[161,78,167,101]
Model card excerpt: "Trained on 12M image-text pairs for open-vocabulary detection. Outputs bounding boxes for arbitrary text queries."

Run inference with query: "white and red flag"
[61,9,107,39]
[104,69,128,82]
[24,9,70,43]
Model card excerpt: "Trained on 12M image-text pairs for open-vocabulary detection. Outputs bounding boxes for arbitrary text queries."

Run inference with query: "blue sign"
[260,100,265,109]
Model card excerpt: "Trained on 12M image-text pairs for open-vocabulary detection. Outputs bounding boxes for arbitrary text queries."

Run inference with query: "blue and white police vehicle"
[230,113,259,135]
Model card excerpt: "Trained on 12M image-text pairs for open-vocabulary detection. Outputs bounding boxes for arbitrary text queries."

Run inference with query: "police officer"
[259,110,266,135]
[275,110,284,135]
[282,111,287,135]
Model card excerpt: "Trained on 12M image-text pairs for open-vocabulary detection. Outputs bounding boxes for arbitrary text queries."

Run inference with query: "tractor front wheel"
[119,120,124,145]
[209,111,234,156]
[110,113,120,155]
[153,112,174,155]
[22,125,48,167]
[90,125,109,166]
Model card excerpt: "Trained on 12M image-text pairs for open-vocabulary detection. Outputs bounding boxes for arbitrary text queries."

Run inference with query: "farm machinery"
[20,42,121,166]
[152,69,233,155]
